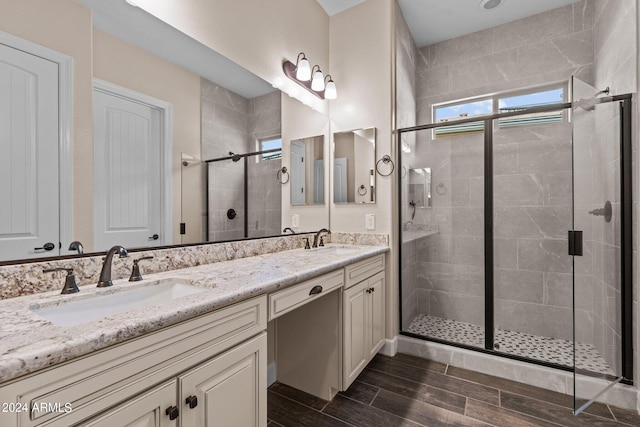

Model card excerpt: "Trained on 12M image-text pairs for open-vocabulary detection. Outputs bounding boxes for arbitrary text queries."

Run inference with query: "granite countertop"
[0,244,388,383]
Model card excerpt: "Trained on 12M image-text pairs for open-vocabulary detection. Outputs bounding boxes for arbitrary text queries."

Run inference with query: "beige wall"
[133,0,330,115]
[0,0,94,250]
[93,29,202,245]
[329,0,396,340]
[329,0,393,234]
[281,95,331,232]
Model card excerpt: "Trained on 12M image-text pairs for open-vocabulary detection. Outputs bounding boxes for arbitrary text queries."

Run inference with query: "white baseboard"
[378,336,398,356]
[267,363,276,387]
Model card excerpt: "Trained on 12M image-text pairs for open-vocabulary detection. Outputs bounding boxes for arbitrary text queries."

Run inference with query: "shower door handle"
[568,231,583,256]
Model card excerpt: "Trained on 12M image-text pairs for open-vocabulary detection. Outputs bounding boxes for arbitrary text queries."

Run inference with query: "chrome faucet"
[98,245,128,287]
[312,228,331,248]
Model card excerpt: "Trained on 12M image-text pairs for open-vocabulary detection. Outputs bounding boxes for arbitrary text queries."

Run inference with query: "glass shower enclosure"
[398,77,633,413]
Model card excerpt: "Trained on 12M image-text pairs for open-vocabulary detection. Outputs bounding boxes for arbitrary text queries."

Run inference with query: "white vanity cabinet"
[0,296,267,427]
[342,255,385,389]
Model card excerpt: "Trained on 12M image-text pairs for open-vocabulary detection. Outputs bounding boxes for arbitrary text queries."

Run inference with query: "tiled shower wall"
[588,0,637,375]
[408,1,596,341]
[201,79,281,241]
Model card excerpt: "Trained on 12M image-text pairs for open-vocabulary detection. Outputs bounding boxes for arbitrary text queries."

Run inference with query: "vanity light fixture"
[282,53,337,100]
[324,75,337,99]
[310,65,325,91]
[294,52,311,81]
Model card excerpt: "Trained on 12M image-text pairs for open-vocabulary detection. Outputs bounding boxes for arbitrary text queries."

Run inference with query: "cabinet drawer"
[344,254,385,289]
[268,270,343,320]
[0,296,266,427]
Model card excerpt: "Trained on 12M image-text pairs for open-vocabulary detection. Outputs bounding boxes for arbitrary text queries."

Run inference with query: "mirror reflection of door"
[93,87,164,251]
[290,140,305,205]
[0,43,60,261]
[313,160,324,204]
[334,158,348,203]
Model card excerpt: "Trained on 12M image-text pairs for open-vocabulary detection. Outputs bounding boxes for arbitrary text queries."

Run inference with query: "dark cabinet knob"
[35,242,55,251]
[165,405,179,420]
[185,395,198,409]
[148,234,159,241]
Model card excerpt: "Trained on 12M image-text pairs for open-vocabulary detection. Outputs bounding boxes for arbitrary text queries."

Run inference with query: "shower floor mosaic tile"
[406,314,614,375]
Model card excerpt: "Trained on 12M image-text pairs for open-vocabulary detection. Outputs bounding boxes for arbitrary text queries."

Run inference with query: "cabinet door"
[77,380,177,427]
[368,272,386,359]
[179,333,267,427]
[343,281,368,389]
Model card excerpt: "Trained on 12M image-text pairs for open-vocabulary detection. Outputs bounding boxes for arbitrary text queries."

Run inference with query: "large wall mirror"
[290,136,325,206]
[333,128,376,204]
[0,0,328,263]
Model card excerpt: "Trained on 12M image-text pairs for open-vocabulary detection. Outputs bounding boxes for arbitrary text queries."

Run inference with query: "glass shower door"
[571,76,626,414]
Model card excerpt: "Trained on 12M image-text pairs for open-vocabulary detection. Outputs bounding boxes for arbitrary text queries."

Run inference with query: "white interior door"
[0,43,59,261]
[290,140,305,205]
[93,89,163,251]
[334,158,347,203]
[313,159,324,204]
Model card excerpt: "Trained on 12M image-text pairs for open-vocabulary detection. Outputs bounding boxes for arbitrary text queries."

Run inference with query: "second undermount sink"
[31,279,206,327]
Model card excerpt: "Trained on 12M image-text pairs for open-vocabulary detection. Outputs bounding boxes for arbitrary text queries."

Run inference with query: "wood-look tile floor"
[267,353,640,427]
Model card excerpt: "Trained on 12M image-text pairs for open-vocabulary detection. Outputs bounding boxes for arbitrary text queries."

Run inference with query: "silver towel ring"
[376,155,394,177]
[357,185,367,196]
[276,167,290,184]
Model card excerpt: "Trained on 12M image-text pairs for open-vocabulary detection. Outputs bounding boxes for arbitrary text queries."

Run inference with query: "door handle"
[148,234,159,241]
[35,242,55,251]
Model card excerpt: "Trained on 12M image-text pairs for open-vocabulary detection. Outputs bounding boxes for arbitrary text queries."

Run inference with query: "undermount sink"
[31,279,206,327]
[315,246,360,255]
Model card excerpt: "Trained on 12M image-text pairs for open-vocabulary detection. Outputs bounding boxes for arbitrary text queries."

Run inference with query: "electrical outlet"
[366,214,375,230]
[291,214,299,228]
[424,214,432,222]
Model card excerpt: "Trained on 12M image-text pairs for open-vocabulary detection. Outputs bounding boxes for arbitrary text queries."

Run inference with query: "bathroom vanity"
[0,245,387,426]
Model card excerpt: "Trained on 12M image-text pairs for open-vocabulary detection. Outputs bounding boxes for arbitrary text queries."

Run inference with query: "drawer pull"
[166,405,179,420]
[186,395,198,409]
[309,285,323,295]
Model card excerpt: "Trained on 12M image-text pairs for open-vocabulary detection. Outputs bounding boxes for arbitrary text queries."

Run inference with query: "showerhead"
[228,151,242,162]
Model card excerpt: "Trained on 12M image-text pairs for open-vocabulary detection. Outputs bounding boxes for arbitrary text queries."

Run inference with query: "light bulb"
[311,70,325,91]
[324,80,337,99]
[296,58,311,81]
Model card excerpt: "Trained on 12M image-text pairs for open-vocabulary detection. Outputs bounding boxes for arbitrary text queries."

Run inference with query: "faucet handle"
[319,236,325,247]
[129,256,154,282]
[303,238,311,250]
[43,267,79,294]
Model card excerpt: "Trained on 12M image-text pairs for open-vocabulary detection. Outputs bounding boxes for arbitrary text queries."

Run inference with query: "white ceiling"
[315,0,367,16]
[398,0,583,47]
[75,0,274,99]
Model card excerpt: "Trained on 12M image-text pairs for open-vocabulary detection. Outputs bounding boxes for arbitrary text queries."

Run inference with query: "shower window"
[259,136,282,160]
[433,84,566,138]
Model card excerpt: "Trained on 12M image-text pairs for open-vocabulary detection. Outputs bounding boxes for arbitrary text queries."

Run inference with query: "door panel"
[290,140,305,205]
[93,89,162,251]
[78,380,176,427]
[369,273,385,358]
[571,76,625,414]
[334,158,347,203]
[343,282,367,388]
[179,333,266,427]
[0,43,59,260]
